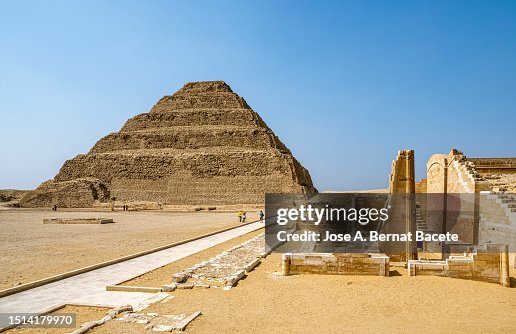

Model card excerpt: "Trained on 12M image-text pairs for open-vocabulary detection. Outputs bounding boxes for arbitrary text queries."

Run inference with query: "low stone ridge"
[20,81,316,207]
[43,218,114,224]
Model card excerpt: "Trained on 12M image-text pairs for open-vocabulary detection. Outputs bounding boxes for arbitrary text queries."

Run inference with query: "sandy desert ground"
[0,209,258,291]
[1,209,515,333]
[91,253,516,334]
[1,223,515,333]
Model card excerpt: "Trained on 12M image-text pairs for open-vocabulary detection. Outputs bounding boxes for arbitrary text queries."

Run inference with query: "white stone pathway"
[0,222,263,329]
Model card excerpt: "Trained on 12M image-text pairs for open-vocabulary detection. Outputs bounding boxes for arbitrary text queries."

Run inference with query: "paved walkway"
[0,222,263,328]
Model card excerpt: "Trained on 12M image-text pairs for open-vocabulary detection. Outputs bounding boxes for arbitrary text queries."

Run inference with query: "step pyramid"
[21,81,317,207]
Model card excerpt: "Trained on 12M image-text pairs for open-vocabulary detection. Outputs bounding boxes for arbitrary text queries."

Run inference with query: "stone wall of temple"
[282,253,390,276]
[424,149,516,267]
[408,244,510,287]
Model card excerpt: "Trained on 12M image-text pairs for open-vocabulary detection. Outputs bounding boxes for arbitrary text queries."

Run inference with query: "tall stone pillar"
[385,150,417,261]
[402,150,417,260]
[501,244,511,287]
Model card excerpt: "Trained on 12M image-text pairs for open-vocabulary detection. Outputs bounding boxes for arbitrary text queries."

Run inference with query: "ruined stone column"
[403,150,417,261]
[501,244,511,287]
[282,253,291,276]
[386,150,417,261]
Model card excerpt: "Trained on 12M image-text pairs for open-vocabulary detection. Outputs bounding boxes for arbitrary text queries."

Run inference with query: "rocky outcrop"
[0,189,29,207]
[0,189,28,203]
[21,81,316,207]
[20,178,110,208]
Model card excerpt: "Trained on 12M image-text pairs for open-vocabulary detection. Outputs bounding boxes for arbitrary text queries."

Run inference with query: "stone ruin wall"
[478,193,516,267]
[426,150,482,244]
[20,81,317,207]
[467,158,516,178]
[467,157,516,267]
[425,151,516,194]
[282,253,390,277]
[415,179,427,193]
[425,149,516,267]
[408,244,511,287]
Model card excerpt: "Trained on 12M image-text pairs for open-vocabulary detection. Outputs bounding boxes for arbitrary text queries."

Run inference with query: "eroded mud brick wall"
[21,81,317,207]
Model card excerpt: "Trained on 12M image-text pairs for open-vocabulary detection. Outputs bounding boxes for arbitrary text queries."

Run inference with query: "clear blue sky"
[1,0,515,191]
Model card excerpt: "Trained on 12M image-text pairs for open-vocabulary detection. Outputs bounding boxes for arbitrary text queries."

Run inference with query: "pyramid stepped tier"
[149,81,250,111]
[55,150,312,184]
[20,81,317,207]
[121,109,266,131]
[149,92,250,111]
[52,151,312,205]
[90,126,290,153]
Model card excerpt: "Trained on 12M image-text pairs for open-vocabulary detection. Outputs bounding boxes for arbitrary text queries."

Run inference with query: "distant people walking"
[238,211,243,222]
[259,210,264,223]
[52,204,57,211]
[242,212,247,223]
